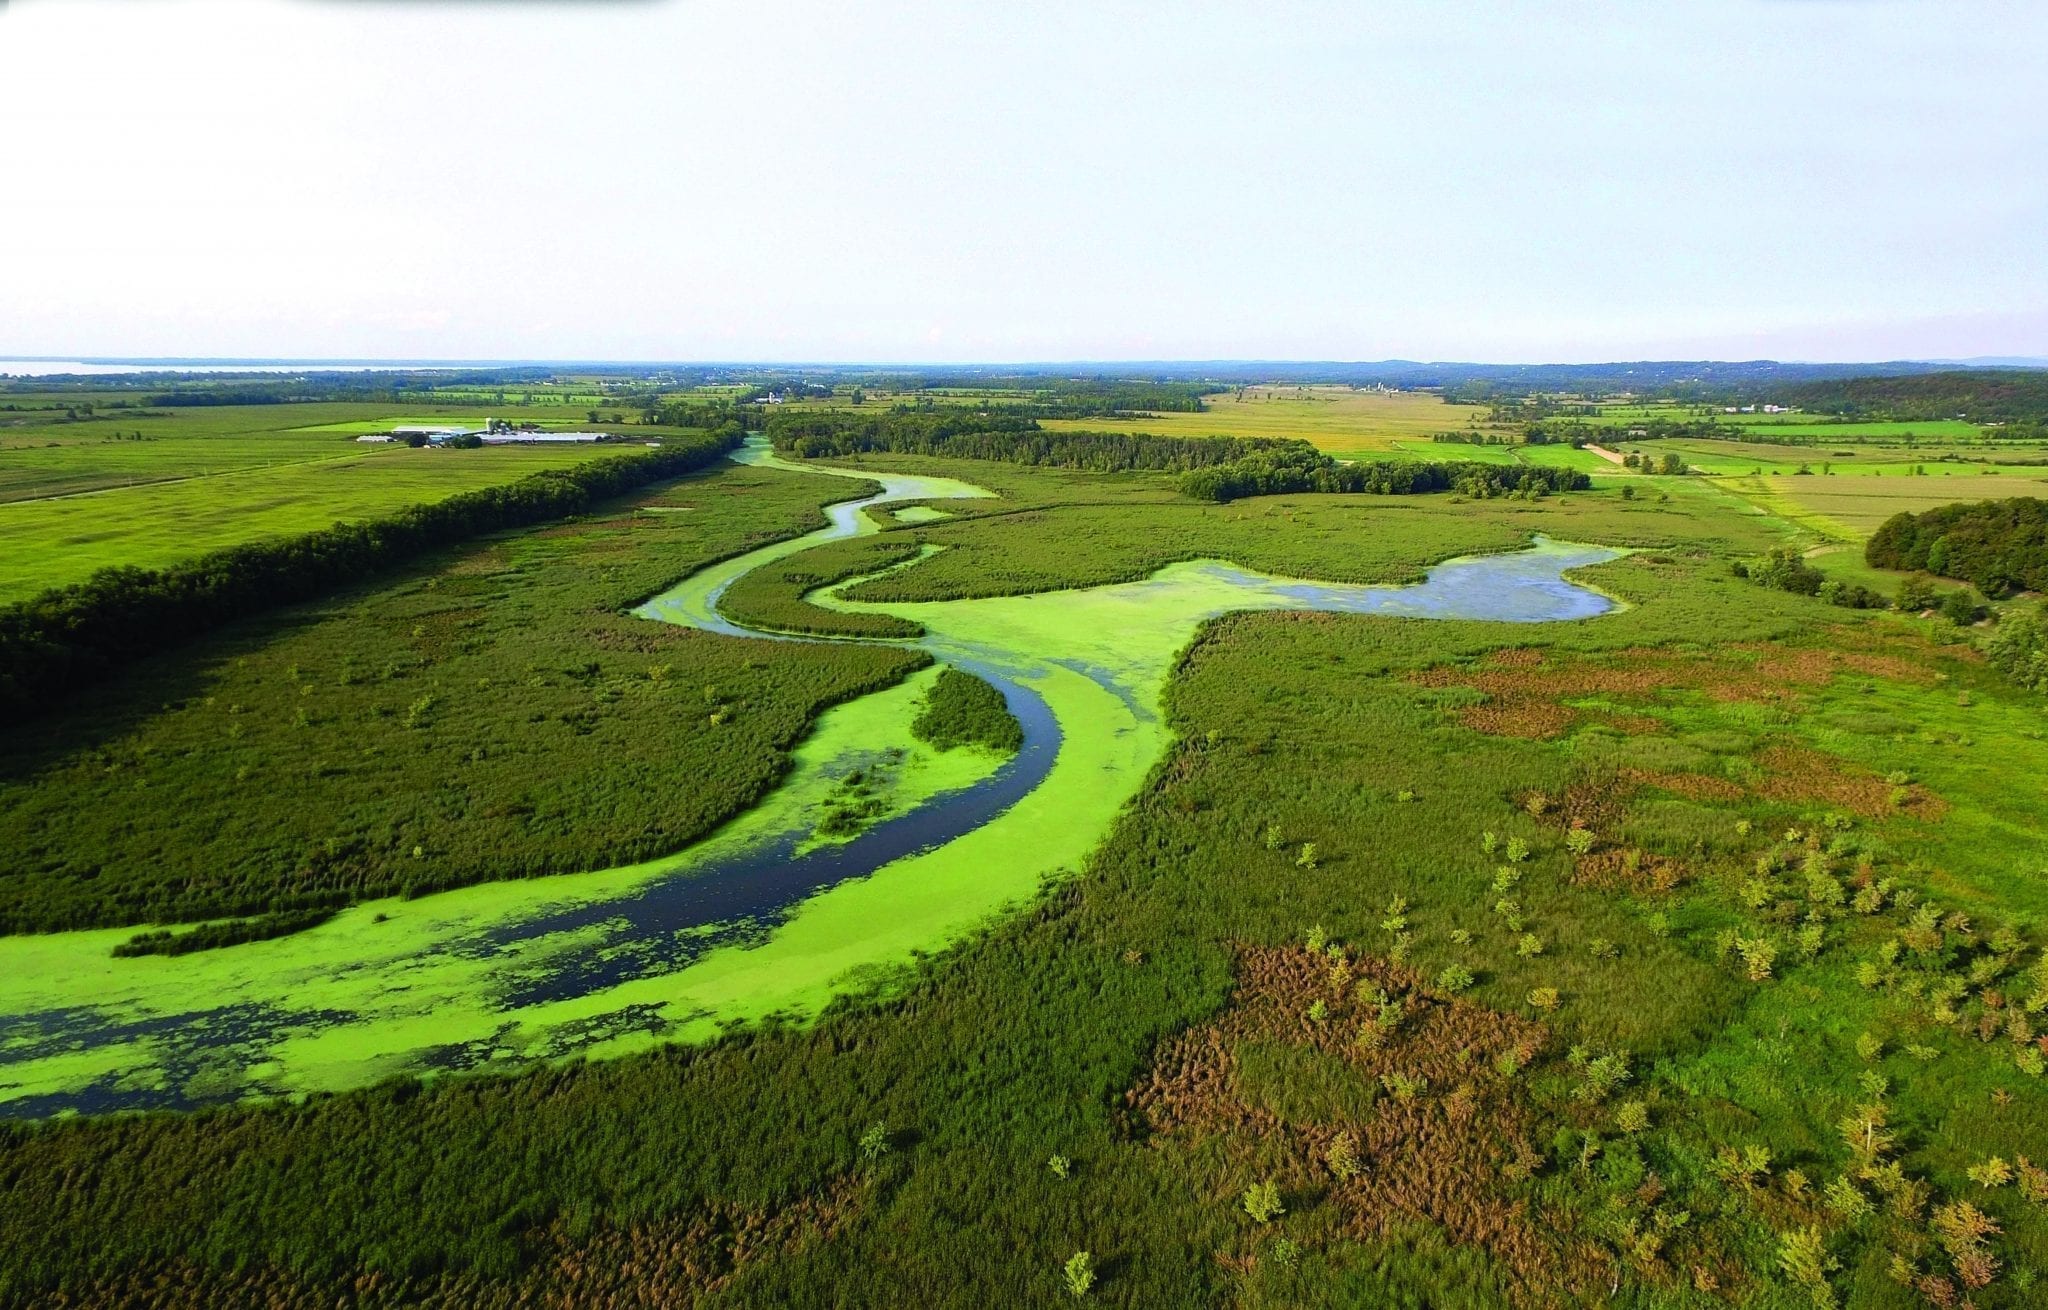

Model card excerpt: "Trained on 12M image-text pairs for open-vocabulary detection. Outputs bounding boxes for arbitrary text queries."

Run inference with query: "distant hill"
[939,359,1975,395]
[1772,370,2048,423]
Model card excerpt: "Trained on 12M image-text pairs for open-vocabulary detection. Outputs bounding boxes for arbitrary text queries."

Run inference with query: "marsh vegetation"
[1,368,2046,1307]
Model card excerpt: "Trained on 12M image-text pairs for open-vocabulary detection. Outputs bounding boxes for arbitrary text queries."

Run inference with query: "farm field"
[3,387,2048,1308]
[1042,385,1469,456]
[1636,437,2048,479]
[1552,402,1988,443]
[1713,472,2048,540]
[0,441,664,602]
[0,398,710,601]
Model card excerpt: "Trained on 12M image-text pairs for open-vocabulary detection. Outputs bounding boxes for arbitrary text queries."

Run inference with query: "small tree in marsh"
[1776,1227,1840,1308]
[1325,1130,1361,1182]
[1243,1181,1285,1223]
[1063,1250,1096,1298]
[857,1122,890,1164]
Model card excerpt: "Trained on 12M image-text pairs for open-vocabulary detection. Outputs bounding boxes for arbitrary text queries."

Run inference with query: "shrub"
[1242,1180,1285,1224]
[1776,1226,1840,1308]
[1984,612,2048,693]
[1896,573,1941,612]
[857,1122,891,1163]
[1325,1131,1361,1182]
[1939,588,1986,626]
[1736,936,1780,982]
[1063,1250,1096,1298]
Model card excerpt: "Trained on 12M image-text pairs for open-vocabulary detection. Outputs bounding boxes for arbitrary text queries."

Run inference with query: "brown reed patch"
[405,606,487,660]
[1124,945,1608,1301]
[1754,745,1948,821]
[29,1181,859,1310]
[1461,700,1579,739]
[1621,769,1745,805]
[1571,846,1690,895]
[1413,635,1943,742]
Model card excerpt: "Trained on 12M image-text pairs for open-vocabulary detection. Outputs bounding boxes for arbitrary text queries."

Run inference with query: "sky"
[1,0,2043,365]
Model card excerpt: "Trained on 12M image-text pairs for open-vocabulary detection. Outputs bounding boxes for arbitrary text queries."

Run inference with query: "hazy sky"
[2,0,2043,363]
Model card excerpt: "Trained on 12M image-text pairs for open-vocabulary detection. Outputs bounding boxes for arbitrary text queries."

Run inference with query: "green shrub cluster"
[0,430,744,725]
[111,909,336,958]
[1984,609,2048,693]
[909,669,1023,754]
[1733,548,1887,609]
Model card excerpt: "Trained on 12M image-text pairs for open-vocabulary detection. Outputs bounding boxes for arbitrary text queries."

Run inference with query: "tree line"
[764,408,1288,471]
[1178,446,1591,503]
[1865,497,2048,596]
[1775,369,2048,424]
[0,427,744,726]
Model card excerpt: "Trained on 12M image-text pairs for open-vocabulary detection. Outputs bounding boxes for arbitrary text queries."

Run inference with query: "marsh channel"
[0,439,1621,1116]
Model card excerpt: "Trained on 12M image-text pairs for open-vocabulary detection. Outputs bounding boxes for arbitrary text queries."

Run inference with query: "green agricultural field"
[4,416,2048,1309]
[1729,418,1986,440]
[0,399,704,601]
[1716,471,2048,539]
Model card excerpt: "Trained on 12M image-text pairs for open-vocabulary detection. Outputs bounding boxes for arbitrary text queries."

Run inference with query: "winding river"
[0,441,1619,1117]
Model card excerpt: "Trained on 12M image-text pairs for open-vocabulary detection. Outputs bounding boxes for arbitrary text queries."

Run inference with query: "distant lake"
[0,360,459,378]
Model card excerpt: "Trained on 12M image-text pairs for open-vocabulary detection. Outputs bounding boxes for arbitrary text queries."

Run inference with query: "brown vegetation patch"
[406,606,487,660]
[1755,745,1948,821]
[1459,700,1579,739]
[1545,779,1627,833]
[1571,846,1690,896]
[1413,637,1942,742]
[27,1182,858,1309]
[1621,768,1745,806]
[1124,944,1607,1300]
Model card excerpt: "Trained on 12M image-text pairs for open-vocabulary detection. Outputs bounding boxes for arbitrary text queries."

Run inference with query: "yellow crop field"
[1042,385,1467,456]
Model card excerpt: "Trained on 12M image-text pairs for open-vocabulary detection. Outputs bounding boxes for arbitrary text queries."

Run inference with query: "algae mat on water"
[0,443,1620,1116]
